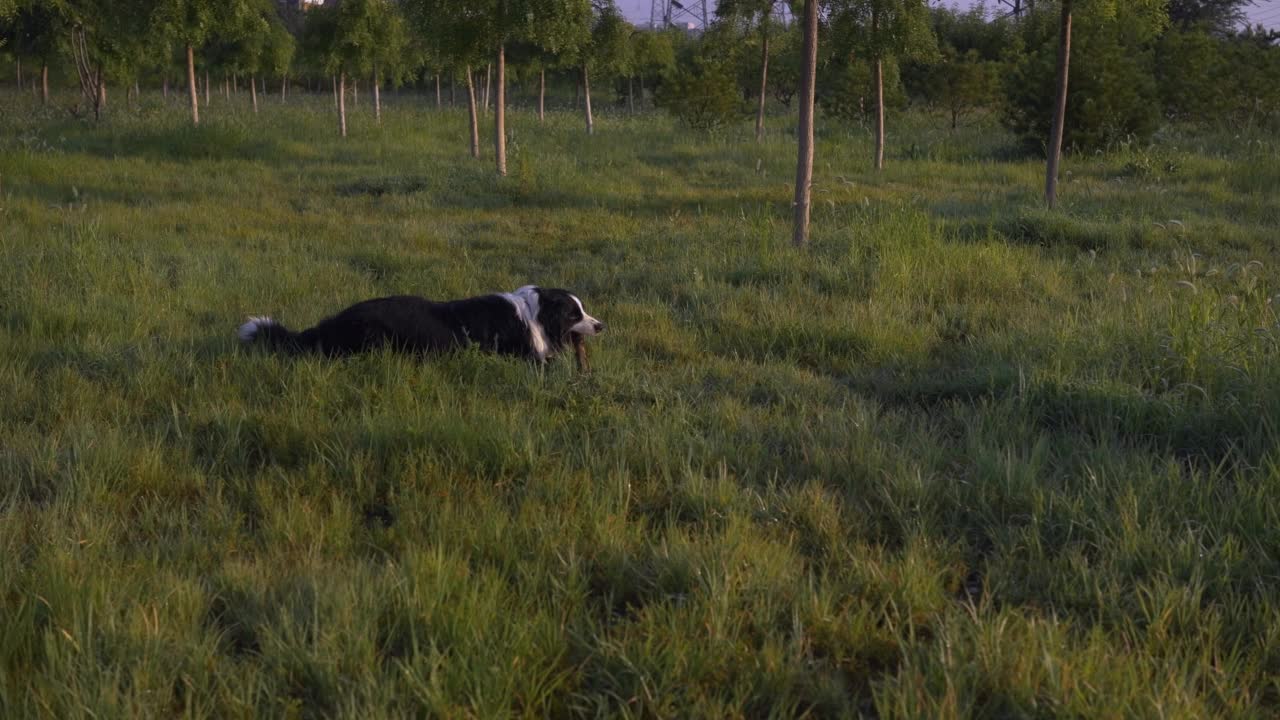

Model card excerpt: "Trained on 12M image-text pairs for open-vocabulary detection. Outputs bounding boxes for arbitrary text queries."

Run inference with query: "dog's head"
[519,286,603,351]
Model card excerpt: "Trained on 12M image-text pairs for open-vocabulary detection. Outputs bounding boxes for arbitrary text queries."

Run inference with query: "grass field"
[2,87,1280,717]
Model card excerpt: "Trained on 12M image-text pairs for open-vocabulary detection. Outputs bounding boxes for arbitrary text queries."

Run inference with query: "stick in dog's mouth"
[571,333,590,373]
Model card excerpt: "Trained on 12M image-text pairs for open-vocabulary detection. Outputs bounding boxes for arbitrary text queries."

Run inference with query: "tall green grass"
[2,88,1279,717]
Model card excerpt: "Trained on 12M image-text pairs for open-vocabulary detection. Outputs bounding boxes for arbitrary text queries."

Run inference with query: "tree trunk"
[756,27,770,142]
[874,58,885,171]
[539,69,546,122]
[792,0,818,248]
[1045,0,1073,209]
[495,45,506,177]
[466,66,480,159]
[205,70,210,106]
[251,75,258,114]
[187,45,199,126]
[628,76,634,114]
[482,64,491,115]
[583,65,594,135]
[338,72,347,138]
[282,75,288,102]
[332,75,338,108]
[16,59,21,91]
[163,76,169,99]
[96,67,106,118]
[435,74,441,109]
[639,75,645,109]
[373,68,381,124]
[41,65,49,105]
[223,76,229,99]
[233,74,238,95]
[353,79,358,107]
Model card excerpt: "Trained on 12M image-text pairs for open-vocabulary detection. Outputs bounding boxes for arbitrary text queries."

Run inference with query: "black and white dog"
[238,286,603,362]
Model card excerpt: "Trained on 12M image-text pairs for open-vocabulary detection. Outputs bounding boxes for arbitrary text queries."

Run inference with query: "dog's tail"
[238,316,303,351]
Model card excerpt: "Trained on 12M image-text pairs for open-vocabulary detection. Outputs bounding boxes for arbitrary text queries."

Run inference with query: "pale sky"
[619,0,1280,29]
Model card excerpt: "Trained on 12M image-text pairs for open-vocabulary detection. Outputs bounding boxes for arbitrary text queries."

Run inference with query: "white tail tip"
[238,316,275,343]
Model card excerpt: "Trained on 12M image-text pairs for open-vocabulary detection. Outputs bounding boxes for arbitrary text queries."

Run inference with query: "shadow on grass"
[839,361,1275,470]
[336,176,431,198]
[63,124,288,164]
[1024,380,1277,468]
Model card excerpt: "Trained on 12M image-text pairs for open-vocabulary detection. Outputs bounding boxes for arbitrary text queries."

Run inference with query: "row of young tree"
[651,0,1276,233]
[0,1,682,171]
[2,0,1277,242]
[681,2,1278,149]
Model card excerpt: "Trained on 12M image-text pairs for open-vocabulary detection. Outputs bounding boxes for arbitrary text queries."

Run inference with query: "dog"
[238,285,603,363]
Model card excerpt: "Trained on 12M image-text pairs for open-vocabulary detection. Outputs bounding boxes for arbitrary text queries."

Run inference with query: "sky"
[618,0,1280,29]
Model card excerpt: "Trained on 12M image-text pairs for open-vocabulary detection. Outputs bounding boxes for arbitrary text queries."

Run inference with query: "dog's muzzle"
[572,316,605,336]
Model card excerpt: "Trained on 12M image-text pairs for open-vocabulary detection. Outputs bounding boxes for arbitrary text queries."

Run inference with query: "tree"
[63,0,150,120]
[208,0,294,115]
[792,0,817,247]
[581,1,629,135]
[153,0,284,124]
[1154,27,1222,122]
[403,0,487,156]
[1167,0,1255,36]
[716,0,787,141]
[407,0,590,173]
[656,54,740,129]
[827,0,935,170]
[152,0,229,126]
[303,0,403,137]
[919,47,999,129]
[1037,0,1167,208]
[1154,25,1280,126]
[630,28,676,109]
[1044,0,1072,209]
[820,54,907,124]
[903,3,1008,127]
[1,0,69,105]
[362,1,409,123]
[262,17,296,105]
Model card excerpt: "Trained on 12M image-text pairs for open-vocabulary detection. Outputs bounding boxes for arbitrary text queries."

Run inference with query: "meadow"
[2,86,1279,718]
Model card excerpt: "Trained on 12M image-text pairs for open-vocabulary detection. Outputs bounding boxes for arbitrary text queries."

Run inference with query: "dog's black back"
[239,286,603,362]
[296,295,533,356]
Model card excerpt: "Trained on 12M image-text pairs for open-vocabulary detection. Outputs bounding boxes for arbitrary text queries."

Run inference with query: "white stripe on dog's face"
[569,294,604,336]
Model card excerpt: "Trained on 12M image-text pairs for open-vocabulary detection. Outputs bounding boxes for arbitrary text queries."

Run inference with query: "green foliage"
[58,0,152,84]
[920,2,1014,62]
[631,28,677,82]
[826,0,937,64]
[403,0,591,72]
[1155,28,1229,123]
[913,47,1000,129]
[1171,31,1280,128]
[303,0,405,78]
[901,5,1008,128]
[223,0,296,78]
[1166,0,1254,35]
[656,54,742,130]
[583,1,631,77]
[528,0,592,60]
[1003,6,1162,155]
[819,55,907,122]
[0,0,69,64]
[762,23,803,106]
